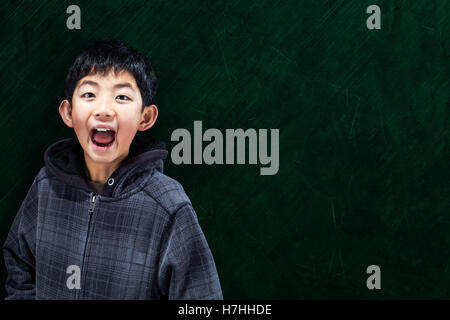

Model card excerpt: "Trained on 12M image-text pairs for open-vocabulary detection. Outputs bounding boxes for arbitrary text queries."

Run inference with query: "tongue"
[93,131,114,144]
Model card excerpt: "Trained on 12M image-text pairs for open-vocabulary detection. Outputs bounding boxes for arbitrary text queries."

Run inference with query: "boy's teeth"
[95,128,110,132]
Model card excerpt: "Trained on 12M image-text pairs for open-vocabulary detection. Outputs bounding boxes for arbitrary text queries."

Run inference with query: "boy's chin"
[82,139,120,162]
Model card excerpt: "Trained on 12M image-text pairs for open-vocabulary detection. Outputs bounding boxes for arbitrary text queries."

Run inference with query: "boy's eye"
[81,92,95,98]
[116,95,131,101]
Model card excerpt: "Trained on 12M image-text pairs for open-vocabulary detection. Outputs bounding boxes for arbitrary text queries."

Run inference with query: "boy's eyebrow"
[78,80,136,91]
[113,82,135,90]
[78,80,99,88]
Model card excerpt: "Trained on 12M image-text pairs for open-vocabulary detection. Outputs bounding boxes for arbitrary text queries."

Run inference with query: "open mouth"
[90,128,116,148]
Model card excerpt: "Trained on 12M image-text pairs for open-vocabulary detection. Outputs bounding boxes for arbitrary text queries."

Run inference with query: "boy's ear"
[138,104,158,131]
[59,100,74,128]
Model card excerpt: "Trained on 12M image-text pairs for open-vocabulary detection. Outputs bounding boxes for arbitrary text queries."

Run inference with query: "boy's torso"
[35,167,183,299]
[31,138,187,299]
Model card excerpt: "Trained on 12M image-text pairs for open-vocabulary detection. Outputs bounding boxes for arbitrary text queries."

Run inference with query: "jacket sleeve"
[2,177,38,300]
[157,204,223,300]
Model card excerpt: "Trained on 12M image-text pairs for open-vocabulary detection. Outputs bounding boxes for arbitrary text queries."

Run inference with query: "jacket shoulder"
[36,166,52,182]
[143,171,192,214]
[32,166,57,188]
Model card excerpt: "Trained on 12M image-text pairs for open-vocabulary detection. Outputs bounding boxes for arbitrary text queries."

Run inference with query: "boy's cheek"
[71,120,90,140]
[118,127,137,142]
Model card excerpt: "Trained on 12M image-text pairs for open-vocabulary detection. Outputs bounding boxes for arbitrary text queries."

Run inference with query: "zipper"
[79,192,98,299]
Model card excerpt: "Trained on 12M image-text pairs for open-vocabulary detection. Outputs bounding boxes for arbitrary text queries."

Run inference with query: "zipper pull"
[88,193,98,213]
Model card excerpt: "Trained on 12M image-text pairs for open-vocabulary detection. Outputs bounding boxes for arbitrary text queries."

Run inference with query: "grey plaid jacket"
[3,138,223,300]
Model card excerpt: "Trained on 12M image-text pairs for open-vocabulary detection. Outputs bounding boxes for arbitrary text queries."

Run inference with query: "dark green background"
[0,0,449,299]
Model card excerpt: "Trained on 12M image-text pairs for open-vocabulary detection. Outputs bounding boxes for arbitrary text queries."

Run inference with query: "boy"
[3,40,223,300]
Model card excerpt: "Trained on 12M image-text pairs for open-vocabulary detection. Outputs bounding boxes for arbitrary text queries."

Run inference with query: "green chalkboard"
[0,0,449,299]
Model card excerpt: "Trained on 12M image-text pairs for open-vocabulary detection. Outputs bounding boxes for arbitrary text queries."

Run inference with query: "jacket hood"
[44,137,168,198]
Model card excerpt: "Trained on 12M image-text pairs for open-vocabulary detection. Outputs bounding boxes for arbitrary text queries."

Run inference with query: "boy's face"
[59,70,158,174]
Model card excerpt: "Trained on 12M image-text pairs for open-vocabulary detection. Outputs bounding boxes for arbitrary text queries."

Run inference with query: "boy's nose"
[93,104,115,119]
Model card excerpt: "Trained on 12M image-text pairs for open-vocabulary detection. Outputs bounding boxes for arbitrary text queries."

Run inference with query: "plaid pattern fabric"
[3,139,223,300]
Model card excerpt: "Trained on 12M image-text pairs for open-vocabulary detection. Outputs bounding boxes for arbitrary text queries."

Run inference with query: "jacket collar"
[44,137,168,198]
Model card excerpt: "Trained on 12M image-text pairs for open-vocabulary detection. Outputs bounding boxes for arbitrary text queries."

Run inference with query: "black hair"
[65,39,158,111]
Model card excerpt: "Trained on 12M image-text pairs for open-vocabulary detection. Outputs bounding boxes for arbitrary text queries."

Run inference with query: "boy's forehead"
[76,70,138,90]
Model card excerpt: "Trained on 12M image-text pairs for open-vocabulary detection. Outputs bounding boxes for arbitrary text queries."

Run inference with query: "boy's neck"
[83,154,126,184]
